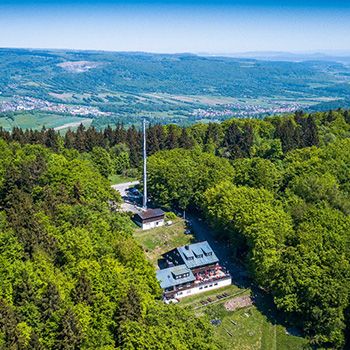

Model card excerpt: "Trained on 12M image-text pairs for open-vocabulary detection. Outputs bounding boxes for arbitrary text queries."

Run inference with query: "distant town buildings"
[192,101,305,119]
[157,241,231,300]
[0,94,308,122]
[0,96,111,117]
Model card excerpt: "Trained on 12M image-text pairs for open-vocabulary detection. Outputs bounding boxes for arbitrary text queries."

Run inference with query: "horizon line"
[1,46,350,56]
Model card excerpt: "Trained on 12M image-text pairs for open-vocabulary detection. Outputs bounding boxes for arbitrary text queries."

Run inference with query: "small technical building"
[134,208,165,230]
[156,241,231,300]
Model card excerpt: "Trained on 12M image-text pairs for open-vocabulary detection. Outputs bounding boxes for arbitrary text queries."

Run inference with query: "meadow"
[0,111,91,131]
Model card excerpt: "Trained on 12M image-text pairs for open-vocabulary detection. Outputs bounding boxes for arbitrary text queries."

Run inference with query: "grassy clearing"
[179,285,309,350]
[178,285,308,350]
[206,303,308,350]
[108,174,137,185]
[133,218,193,266]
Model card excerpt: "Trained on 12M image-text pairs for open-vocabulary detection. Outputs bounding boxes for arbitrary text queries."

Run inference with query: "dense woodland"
[0,140,216,349]
[1,108,350,348]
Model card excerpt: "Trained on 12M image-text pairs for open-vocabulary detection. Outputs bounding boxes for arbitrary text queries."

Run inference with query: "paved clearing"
[112,181,139,197]
[111,181,141,213]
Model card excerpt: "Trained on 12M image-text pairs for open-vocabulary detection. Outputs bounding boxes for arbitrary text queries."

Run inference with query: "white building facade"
[173,275,232,299]
[134,208,165,230]
[156,241,232,300]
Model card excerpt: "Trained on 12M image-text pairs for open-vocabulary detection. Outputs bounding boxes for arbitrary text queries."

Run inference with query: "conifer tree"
[72,272,93,304]
[56,309,82,350]
[179,127,194,149]
[0,299,19,348]
[40,283,61,321]
[115,285,142,326]
[147,124,160,155]
[166,124,179,149]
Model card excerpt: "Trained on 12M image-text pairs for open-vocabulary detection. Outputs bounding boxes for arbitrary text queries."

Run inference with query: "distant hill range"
[204,51,350,63]
[0,48,350,130]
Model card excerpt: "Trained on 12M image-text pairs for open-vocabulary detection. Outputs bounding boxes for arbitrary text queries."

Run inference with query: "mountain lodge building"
[156,241,231,299]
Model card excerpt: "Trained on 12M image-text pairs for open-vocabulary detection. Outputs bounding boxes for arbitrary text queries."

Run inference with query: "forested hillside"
[1,109,350,348]
[1,49,350,129]
[145,110,350,348]
[0,140,216,349]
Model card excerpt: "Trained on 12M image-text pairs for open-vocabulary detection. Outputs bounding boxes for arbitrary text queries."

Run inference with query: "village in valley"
[112,119,307,350]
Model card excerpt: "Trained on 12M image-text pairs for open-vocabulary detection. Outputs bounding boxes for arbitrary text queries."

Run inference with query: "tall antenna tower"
[142,117,147,209]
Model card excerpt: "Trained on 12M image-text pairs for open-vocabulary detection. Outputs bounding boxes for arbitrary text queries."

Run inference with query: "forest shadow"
[250,285,307,341]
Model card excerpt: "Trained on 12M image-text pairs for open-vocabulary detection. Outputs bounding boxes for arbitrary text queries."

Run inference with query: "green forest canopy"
[0,140,217,350]
[0,108,350,348]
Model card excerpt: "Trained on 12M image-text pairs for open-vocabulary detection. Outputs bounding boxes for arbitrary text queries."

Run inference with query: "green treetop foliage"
[202,182,293,286]
[144,109,350,348]
[272,207,350,348]
[147,148,234,210]
[1,108,350,348]
[0,139,217,350]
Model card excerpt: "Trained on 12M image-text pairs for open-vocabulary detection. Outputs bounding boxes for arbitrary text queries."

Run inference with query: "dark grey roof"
[137,208,165,220]
[178,241,219,269]
[156,265,195,289]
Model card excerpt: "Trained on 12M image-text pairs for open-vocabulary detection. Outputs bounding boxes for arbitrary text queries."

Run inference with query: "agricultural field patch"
[0,111,91,131]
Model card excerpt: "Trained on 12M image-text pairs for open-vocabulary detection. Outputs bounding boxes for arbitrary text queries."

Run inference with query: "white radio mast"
[142,117,147,209]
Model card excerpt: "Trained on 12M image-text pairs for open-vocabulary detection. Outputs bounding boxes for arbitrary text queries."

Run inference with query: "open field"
[181,285,309,350]
[0,111,91,131]
[208,302,308,350]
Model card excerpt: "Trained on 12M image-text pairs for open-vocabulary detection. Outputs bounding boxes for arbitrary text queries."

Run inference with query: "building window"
[214,283,218,286]
[209,284,213,287]
[199,287,203,290]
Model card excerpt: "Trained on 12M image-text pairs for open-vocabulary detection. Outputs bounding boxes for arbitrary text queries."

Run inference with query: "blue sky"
[0,1,349,53]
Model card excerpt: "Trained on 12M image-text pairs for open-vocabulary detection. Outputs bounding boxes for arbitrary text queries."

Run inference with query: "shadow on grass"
[250,286,309,345]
